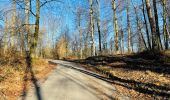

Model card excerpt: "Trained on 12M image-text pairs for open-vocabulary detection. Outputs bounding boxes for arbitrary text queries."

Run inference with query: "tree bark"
[24,0,30,50]
[89,0,95,56]
[142,0,151,49]
[30,0,40,57]
[112,0,119,54]
[126,0,132,53]
[134,7,147,51]
[145,0,158,50]
[162,0,169,49]
[153,0,163,50]
[11,0,17,48]
[77,8,83,59]
[96,0,102,54]
[3,16,8,54]
[120,27,124,54]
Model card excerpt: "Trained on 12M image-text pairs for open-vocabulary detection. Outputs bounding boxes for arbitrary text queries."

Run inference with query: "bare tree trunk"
[96,0,102,54]
[78,12,83,59]
[162,0,169,49]
[134,7,147,50]
[30,0,40,57]
[120,27,124,54]
[126,0,132,53]
[18,26,24,55]
[142,0,151,50]
[110,37,113,54]
[11,0,17,48]
[89,0,95,56]
[153,0,163,50]
[145,0,158,50]
[79,28,83,59]
[24,0,30,50]
[4,16,8,54]
[112,0,119,54]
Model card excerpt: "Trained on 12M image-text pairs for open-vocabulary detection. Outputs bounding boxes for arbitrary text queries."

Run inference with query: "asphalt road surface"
[18,60,129,100]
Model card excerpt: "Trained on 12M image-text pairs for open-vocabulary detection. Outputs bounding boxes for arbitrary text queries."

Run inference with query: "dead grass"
[0,58,56,100]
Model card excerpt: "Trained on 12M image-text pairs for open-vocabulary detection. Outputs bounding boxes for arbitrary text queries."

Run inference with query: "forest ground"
[0,57,56,100]
[66,50,170,100]
[0,50,170,100]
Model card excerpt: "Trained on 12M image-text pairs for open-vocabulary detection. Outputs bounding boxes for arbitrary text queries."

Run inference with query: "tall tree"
[102,19,109,54]
[76,7,83,59]
[120,26,124,54]
[145,0,158,50]
[126,0,132,53]
[3,16,8,54]
[30,0,40,57]
[11,0,17,47]
[89,0,95,56]
[111,0,119,54]
[162,0,169,49]
[24,0,30,49]
[153,0,163,50]
[134,6,147,51]
[142,0,151,49]
[96,0,102,54]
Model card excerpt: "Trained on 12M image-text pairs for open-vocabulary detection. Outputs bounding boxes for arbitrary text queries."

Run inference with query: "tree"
[11,0,17,48]
[126,0,132,53]
[89,0,95,56]
[152,0,163,50]
[3,15,8,54]
[145,0,158,50]
[111,0,119,54]
[120,25,124,54]
[30,0,40,57]
[96,0,102,54]
[162,0,169,49]
[24,0,30,49]
[76,7,83,59]
[142,0,151,49]
[134,6,147,51]
[102,19,109,54]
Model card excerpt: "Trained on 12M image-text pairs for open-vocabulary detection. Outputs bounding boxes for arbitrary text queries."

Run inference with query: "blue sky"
[0,0,165,51]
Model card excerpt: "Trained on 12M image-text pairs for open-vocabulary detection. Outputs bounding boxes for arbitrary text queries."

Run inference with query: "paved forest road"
[18,60,129,100]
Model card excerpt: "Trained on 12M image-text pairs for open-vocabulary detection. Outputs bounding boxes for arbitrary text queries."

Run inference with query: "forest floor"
[0,57,56,100]
[67,50,170,100]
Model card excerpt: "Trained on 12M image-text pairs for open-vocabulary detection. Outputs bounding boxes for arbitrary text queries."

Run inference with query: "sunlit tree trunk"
[30,0,40,57]
[89,0,95,56]
[11,0,17,48]
[162,0,169,49]
[126,0,132,53]
[145,0,158,50]
[111,0,119,54]
[3,16,8,54]
[24,0,30,50]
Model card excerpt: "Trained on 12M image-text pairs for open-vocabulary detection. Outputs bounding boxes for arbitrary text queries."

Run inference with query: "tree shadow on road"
[21,52,42,100]
[67,59,170,99]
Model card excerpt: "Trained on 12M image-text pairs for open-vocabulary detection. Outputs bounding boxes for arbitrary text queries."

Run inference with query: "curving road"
[18,60,129,100]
